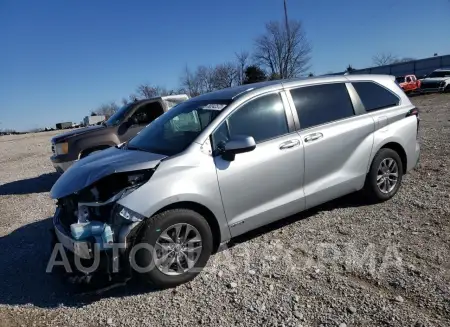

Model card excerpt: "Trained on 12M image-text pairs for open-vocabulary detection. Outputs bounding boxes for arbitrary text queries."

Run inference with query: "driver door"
[212,92,305,237]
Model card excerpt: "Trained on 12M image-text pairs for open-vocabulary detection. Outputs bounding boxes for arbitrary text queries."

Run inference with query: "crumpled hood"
[51,125,105,143]
[50,147,167,199]
[421,77,450,83]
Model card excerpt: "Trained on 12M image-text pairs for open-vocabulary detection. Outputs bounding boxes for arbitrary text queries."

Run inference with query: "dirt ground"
[0,93,449,327]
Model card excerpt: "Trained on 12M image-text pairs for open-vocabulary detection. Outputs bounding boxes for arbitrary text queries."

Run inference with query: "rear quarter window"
[352,82,400,112]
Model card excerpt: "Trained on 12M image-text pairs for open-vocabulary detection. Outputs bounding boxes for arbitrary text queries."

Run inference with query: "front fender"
[117,150,231,243]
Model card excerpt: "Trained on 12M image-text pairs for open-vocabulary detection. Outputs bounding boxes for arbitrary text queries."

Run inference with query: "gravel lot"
[1,94,449,327]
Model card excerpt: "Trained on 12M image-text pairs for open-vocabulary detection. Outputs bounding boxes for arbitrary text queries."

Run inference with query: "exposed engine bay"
[56,169,154,246]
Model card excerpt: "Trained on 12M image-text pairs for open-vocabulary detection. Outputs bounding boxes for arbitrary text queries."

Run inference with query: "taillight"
[406,107,420,137]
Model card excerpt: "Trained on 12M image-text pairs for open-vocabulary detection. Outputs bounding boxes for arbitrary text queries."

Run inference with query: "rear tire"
[134,209,213,289]
[363,148,403,202]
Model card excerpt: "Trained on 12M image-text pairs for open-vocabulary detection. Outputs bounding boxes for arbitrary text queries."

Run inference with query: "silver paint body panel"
[54,74,420,245]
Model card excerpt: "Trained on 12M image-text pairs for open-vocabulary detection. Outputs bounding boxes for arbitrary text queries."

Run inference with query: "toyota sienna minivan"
[50,75,420,288]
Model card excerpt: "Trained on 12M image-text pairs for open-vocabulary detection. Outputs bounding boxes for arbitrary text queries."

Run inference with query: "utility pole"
[283,0,290,36]
[283,0,291,78]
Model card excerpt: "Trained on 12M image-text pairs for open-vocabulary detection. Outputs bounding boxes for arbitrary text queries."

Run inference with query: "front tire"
[134,209,213,288]
[363,148,403,202]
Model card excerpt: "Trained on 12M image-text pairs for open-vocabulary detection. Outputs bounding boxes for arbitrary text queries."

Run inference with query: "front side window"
[128,100,229,156]
[352,82,399,112]
[105,103,133,126]
[212,93,289,148]
[290,83,355,129]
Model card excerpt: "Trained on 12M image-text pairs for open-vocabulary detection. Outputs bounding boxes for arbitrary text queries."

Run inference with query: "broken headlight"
[78,169,155,203]
[126,172,149,186]
[117,205,145,223]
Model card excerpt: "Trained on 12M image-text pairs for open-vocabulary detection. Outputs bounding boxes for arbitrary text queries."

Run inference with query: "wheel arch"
[379,142,407,173]
[151,201,222,253]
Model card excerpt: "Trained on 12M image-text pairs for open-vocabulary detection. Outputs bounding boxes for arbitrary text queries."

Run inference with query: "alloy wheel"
[154,223,203,276]
[377,158,399,194]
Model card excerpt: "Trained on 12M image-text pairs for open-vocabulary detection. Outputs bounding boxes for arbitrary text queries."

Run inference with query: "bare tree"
[254,20,312,79]
[121,97,128,106]
[180,65,202,97]
[137,84,158,98]
[212,62,237,89]
[235,51,249,85]
[372,52,398,66]
[129,93,138,102]
[196,66,216,93]
[136,84,172,98]
[94,102,119,117]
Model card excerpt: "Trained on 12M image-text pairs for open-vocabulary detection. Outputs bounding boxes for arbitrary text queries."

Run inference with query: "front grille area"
[58,197,78,231]
[57,195,114,231]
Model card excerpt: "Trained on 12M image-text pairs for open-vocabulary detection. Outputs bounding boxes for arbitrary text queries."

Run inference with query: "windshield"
[105,103,133,126]
[395,76,405,83]
[428,71,450,78]
[127,99,230,156]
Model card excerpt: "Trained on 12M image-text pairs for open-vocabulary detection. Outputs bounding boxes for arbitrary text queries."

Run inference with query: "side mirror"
[220,135,256,161]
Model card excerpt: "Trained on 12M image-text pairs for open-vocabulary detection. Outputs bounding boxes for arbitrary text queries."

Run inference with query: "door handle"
[279,139,300,150]
[304,132,323,143]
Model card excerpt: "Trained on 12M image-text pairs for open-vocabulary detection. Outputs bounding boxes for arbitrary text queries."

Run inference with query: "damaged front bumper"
[53,208,92,259]
[49,159,158,279]
[52,207,141,264]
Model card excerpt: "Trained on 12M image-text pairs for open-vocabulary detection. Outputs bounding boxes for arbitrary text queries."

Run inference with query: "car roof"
[191,80,283,102]
[189,74,395,103]
[435,68,450,71]
[132,94,189,104]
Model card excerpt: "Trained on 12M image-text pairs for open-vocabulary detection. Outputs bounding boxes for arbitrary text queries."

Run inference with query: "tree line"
[372,52,417,66]
[92,19,312,117]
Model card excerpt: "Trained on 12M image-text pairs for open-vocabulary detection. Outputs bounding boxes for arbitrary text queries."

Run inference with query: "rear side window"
[352,82,400,112]
[290,83,355,129]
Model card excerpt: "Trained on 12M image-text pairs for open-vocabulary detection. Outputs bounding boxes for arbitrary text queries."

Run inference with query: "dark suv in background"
[50,94,189,173]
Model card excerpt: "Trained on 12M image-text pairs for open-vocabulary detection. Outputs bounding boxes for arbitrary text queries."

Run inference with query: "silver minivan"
[50,75,420,288]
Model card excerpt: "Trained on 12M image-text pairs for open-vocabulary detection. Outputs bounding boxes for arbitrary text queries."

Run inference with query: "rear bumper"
[408,142,420,172]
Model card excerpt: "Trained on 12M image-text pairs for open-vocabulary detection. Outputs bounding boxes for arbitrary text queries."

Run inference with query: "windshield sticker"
[201,104,227,111]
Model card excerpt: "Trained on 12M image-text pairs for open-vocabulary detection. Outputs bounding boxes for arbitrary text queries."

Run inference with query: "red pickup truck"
[395,74,421,94]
